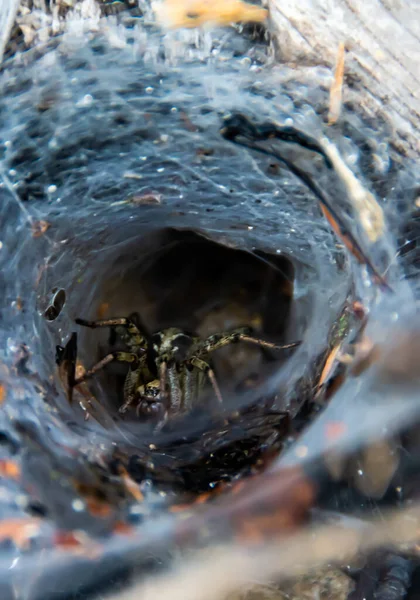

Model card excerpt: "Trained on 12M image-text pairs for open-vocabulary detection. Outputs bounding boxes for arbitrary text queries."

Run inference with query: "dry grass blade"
[320,138,385,243]
[315,343,342,400]
[328,42,346,126]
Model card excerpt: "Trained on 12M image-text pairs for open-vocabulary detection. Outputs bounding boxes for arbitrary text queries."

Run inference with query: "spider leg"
[183,364,199,412]
[159,361,168,406]
[235,334,301,352]
[73,352,140,386]
[167,362,182,414]
[188,357,223,404]
[76,317,137,332]
[119,367,141,414]
[195,328,301,355]
[75,317,147,349]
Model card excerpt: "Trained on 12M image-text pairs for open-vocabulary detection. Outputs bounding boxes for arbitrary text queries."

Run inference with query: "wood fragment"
[155,0,268,29]
[0,382,5,405]
[315,343,342,399]
[268,0,420,157]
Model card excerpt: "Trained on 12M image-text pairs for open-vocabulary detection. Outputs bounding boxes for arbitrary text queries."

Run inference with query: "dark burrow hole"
[41,226,310,477]
[64,228,299,426]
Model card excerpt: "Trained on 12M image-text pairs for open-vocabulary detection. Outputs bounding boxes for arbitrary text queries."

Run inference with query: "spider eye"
[145,385,160,398]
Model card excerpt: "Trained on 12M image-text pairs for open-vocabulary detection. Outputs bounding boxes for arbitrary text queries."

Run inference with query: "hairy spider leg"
[159,361,167,406]
[188,357,223,404]
[155,361,182,415]
[182,365,200,412]
[75,317,147,351]
[187,328,301,405]
[167,363,182,414]
[194,328,301,355]
[119,365,144,413]
[74,352,142,386]
[234,335,301,351]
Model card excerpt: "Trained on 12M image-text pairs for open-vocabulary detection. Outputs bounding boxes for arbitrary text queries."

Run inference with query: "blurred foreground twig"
[112,501,420,600]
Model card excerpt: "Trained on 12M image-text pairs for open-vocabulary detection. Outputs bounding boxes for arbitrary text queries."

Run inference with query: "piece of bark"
[269,0,420,158]
[0,0,20,63]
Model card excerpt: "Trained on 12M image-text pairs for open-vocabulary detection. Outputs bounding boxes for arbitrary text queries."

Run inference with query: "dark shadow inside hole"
[69,228,299,426]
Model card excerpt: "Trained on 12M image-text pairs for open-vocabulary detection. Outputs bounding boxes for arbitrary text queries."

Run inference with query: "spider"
[72,316,301,427]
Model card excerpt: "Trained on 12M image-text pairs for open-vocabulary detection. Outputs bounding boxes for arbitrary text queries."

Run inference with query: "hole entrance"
[65,228,300,432]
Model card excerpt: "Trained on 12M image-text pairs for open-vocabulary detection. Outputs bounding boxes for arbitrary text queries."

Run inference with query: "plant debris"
[154,0,268,29]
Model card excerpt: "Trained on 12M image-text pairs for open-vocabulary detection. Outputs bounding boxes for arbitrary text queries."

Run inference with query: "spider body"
[72,316,300,428]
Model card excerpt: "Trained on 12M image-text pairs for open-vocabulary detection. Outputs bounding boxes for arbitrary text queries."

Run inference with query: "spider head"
[152,328,194,363]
